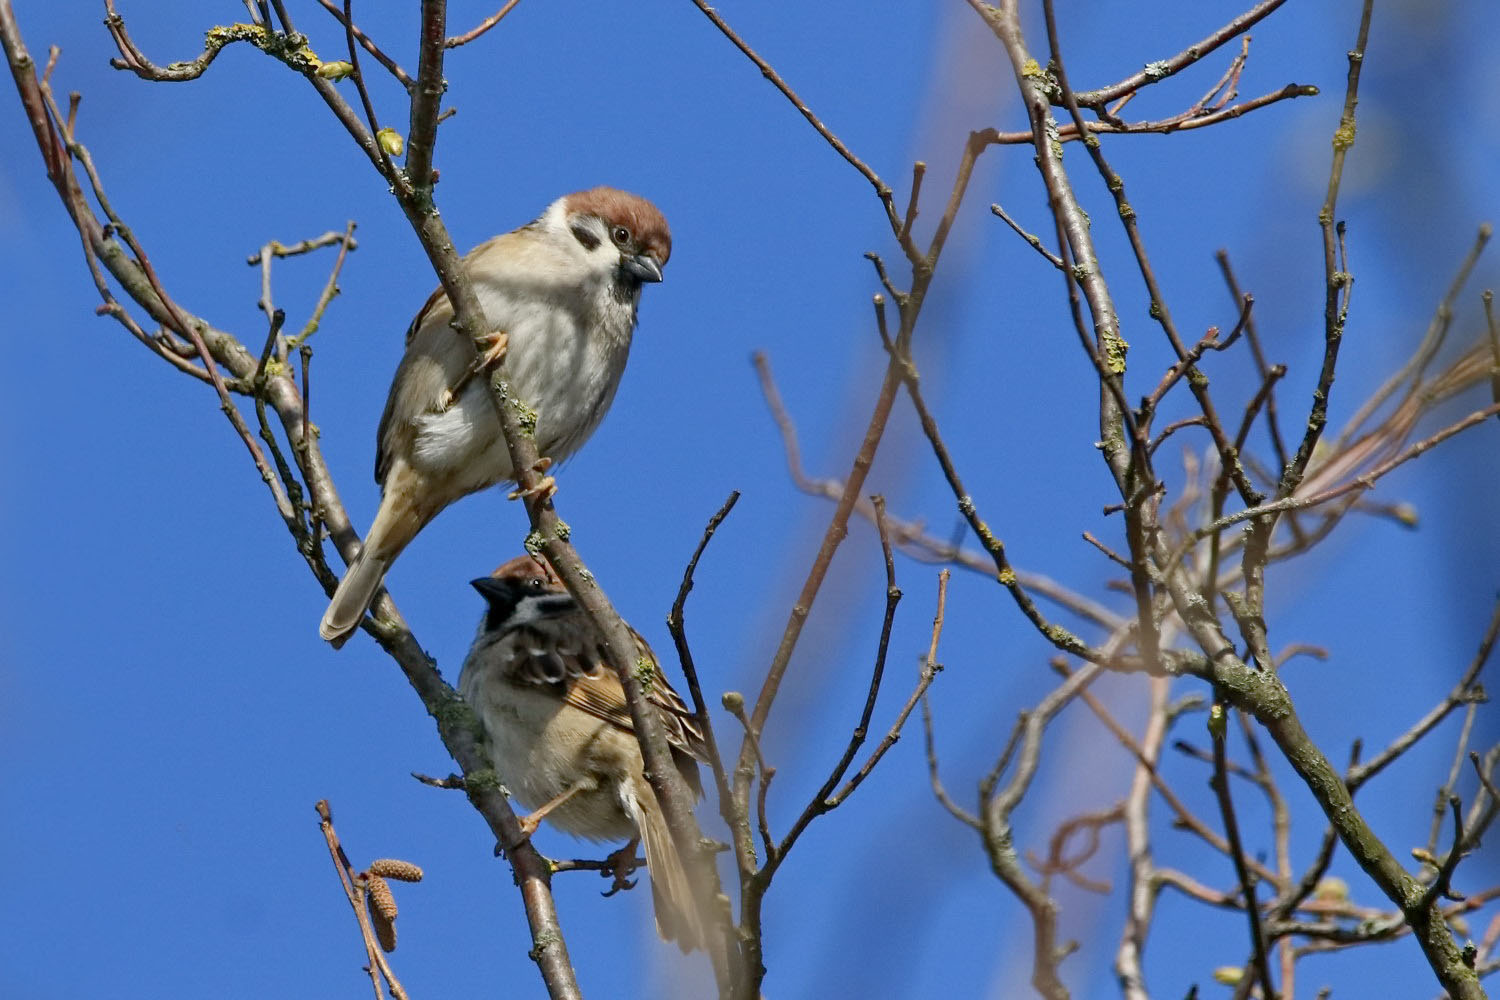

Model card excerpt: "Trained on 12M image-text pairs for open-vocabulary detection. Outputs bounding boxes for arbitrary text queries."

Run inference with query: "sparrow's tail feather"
[628,781,701,953]
[319,548,391,641]
[319,471,433,643]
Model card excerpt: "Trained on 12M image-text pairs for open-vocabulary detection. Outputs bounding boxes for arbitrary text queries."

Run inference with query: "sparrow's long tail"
[319,465,434,643]
[319,548,391,642]
[627,779,701,953]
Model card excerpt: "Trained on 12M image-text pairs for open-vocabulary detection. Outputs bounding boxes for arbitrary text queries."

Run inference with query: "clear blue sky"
[3,2,1498,997]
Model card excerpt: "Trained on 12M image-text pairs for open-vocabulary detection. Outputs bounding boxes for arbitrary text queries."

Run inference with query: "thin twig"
[1335,223,1492,452]
[992,202,1064,269]
[773,499,910,867]
[723,692,775,866]
[920,686,979,828]
[826,570,949,810]
[686,0,905,249]
[314,0,414,87]
[1276,0,1376,507]
[665,491,743,874]
[1194,400,1500,538]
[1071,0,1288,106]
[291,221,359,348]
[245,229,356,265]
[1216,249,1290,471]
[550,854,645,875]
[1419,797,1468,910]
[342,0,406,195]
[445,0,524,48]
[1209,702,1278,999]
[1351,595,1500,792]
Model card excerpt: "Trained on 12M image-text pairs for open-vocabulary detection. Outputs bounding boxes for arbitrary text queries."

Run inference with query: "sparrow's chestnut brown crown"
[564,187,671,283]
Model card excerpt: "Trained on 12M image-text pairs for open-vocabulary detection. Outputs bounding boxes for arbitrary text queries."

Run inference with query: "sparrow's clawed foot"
[441,329,511,407]
[601,840,644,897]
[507,458,557,502]
[473,328,510,370]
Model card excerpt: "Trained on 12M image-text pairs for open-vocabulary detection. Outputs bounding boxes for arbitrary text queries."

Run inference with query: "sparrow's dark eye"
[611,225,631,247]
[527,576,544,591]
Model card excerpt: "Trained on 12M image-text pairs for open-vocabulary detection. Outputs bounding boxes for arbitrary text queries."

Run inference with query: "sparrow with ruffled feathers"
[320,188,671,641]
[459,554,709,951]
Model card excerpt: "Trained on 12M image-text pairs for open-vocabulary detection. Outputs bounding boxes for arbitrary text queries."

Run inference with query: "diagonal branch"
[1070,0,1288,107]
[685,0,906,252]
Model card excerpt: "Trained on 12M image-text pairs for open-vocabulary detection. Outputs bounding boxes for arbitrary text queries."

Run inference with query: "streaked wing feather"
[505,619,710,766]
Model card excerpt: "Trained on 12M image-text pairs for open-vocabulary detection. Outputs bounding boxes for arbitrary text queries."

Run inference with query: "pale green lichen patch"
[463,768,505,795]
[509,396,539,435]
[203,23,320,74]
[431,689,483,739]
[634,655,657,693]
[1042,115,1065,161]
[1102,328,1129,374]
[529,928,561,962]
[1044,624,1079,648]
[1332,121,1357,151]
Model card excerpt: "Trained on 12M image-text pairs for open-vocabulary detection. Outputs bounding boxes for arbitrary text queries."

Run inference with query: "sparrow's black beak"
[471,576,511,603]
[622,252,664,284]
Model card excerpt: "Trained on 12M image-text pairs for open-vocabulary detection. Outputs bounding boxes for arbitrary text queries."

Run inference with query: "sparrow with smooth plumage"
[319,188,671,642]
[459,554,709,951]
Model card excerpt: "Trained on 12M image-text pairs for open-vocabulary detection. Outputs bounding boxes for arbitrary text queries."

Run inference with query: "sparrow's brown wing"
[506,617,709,791]
[373,235,508,486]
[374,288,459,486]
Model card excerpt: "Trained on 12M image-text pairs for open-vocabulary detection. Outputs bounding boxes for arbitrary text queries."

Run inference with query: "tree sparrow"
[319,188,671,641]
[458,554,709,951]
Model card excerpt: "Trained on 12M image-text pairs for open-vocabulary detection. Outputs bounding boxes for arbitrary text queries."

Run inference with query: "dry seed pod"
[367,874,398,923]
[369,859,424,883]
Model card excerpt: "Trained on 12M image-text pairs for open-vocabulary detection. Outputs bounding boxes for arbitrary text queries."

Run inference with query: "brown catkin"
[368,859,424,883]
[367,874,398,922]
[371,907,397,953]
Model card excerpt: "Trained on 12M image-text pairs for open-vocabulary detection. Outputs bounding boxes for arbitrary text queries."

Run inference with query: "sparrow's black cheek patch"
[484,605,515,633]
[570,224,601,252]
